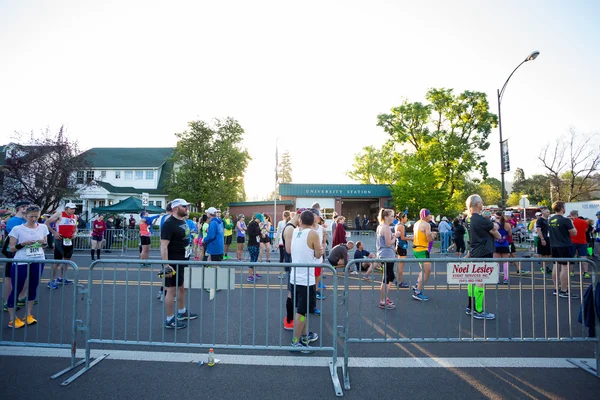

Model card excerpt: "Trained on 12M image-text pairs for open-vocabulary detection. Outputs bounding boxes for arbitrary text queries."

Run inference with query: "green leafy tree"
[278,150,292,183]
[478,178,502,206]
[168,118,250,210]
[347,144,395,184]
[506,192,523,207]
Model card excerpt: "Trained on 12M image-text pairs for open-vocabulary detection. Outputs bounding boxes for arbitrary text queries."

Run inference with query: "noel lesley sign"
[446,262,499,284]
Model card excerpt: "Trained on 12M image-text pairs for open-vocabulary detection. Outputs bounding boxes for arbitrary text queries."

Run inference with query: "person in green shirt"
[223,211,234,259]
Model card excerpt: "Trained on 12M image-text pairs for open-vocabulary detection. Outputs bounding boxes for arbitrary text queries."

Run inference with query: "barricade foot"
[566,358,599,378]
[342,363,350,390]
[50,358,86,380]
[61,353,109,386]
[329,360,344,397]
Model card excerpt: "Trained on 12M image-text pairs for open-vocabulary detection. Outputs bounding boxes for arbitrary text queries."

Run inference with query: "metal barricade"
[73,230,92,251]
[0,258,84,379]
[340,257,600,390]
[62,259,343,396]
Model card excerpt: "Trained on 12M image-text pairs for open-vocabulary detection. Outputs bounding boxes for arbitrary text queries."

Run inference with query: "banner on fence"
[446,262,499,284]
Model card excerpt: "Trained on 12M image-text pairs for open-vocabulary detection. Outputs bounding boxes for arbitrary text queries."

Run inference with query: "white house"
[70,147,174,221]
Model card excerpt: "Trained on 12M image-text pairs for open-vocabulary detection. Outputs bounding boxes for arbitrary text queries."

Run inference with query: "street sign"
[141,192,149,207]
[519,196,530,208]
[447,262,499,284]
[501,140,510,172]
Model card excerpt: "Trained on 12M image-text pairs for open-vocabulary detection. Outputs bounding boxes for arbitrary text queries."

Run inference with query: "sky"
[1,0,598,200]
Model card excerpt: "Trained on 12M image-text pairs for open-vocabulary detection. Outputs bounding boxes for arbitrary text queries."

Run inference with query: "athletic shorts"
[495,246,510,254]
[140,236,151,246]
[396,246,407,257]
[455,240,466,254]
[193,237,201,245]
[237,236,245,244]
[292,284,316,315]
[413,250,430,259]
[165,264,186,287]
[91,235,103,242]
[551,246,574,264]
[260,237,271,244]
[54,239,74,260]
[537,241,551,256]
[315,266,322,277]
[509,243,516,254]
[571,243,588,258]
[383,261,395,284]
[533,237,539,247]
[225,235,232,245]
[209,254,223,262]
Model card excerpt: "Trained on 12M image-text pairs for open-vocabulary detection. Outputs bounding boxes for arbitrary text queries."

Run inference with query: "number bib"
[63,238,73,246]
[26,245,44,257]
[185,245,192,259]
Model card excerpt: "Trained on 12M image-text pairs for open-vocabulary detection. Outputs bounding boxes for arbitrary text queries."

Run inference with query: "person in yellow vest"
[222,211,234,259]
[411,209,437,301]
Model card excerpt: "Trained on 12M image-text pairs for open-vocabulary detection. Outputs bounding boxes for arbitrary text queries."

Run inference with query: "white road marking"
[0,346,589,369]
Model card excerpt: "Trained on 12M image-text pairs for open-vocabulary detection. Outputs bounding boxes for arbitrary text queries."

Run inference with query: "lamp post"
[497,50,540,211]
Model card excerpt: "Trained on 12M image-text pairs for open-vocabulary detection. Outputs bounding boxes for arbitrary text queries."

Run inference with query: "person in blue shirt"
[353,241,376,280]
[2,201,29,311]
[203,207,224,261]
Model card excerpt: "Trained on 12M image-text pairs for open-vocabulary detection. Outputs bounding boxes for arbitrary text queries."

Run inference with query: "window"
[145,170,154,180]
[76,171,84,184]
[86,171,94,183]
[115,170,121,179]
[155,201,162,208]
[100,171,106,179]
[97,200,105,207]
[135,170,143,180]
[149,201,154,206]
[124,170,133,180]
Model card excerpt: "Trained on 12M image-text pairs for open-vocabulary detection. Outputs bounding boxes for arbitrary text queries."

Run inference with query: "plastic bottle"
[208,348,215,366]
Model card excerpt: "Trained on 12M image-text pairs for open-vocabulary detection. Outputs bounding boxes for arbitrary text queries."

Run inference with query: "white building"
[71,147,174,221]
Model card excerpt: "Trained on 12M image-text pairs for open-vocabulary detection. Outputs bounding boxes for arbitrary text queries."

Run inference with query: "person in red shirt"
[91,215,107,261]
[333,216,347,247]
[504,211,529,276]
[45,203,78,289]
[568,210,591,279]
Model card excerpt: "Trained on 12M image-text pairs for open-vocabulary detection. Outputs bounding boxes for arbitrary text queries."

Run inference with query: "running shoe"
[316,291,326,300]
[310,308,321,316]
[301,332,319,344]
[503,279,509,285]
[3,303,20,312]
[583,272,591,279]
[25,314,37,325]
[283,317,294,331]
[516,270,530,276]
[17,298,38,306]
[8,317,25,329]
[397,281,409,288]
[247,276,255,283]
[465,307,471,315]
[56,277,73,285]
[255,274,263,280]
[362,275,372,281]
[379,301,396,310]
[159,292,164,303]
[223,255,230,260]
[156,290,162,299]
[278,274,285,279]
[176,310,198,320]
[47,280,59,290]
[290,339,313,354]
[546,267,552,275]
[473,311,495,320]
[553,289,558,296]
[350,271,359,275]
[412,292,429,301]
[558,291,579,299]
[318,282,326,289]
[165,318,187,329]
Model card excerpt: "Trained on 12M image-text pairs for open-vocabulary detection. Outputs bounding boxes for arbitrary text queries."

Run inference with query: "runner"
[259,214,272,262]
[7,205,48,328]
[235,214,247,261]
[536,207,552,274]
[505,211,529,276]
[276,211,292,279]
[493,212,512,284]
[282,211,300,331]
[411,209,437,301]
[246,214,263,282]
[377,208,397,309]
[157,201,173,302]
[289,210,322,353]
[2,201,29,310]
[568,210,591,279]
[203,207,224,262]
[45,202,78,289]
[160,198,198,329]
[548,201,578,299]
[393,212,412,288]
[465,194,499,320]
[90,214,106,261]
[452,218,466,258]
[222,211,234,259]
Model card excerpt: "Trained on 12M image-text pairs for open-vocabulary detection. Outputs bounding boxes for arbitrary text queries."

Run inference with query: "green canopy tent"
[91,196,165,214]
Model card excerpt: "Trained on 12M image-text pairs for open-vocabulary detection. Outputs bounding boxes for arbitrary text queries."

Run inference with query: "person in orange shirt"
[568,210,591,279]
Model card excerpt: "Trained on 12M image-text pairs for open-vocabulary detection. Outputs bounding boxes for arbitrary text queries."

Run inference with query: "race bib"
[26,244,44,257]
[185,245,192,259]
[63,238,73,246]
[256,236,260,243]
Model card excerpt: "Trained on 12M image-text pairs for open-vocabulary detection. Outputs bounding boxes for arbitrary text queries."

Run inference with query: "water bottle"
[208,348,215,366]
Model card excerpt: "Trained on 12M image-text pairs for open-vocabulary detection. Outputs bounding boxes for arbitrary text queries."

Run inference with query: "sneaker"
[553,289,558,296]
[290,339,313,354]
[310,308,321,316]
[350,271,358,275]
[546,267,552,275]
[3,303,20,312]
[465,307,471,315]
[412,292,429,301]
[397,281,409,288]
[8,317,25,329]
[56,277,73,285]
[411,284,419,292]
[278,274,285,279]
[539,267,545,273]
[583,272,591,279]
[316,291,326,300]
[177,310,198,320]
[473,311,496,320]
[301,332,319,344]
[16,298,26,307]
[255,274,263,280]
[385,298,395,306]
[165,318,187,329]
[283,317,294,331]
[362,275,372,281]
[516,270,530,276]
[47,280,59,290]
[503,279,509,285]
[558,291,579,299]
[223,255,230,260]
[379,301,396,310]
[318,282,326,289]
[158,292,164,303]
[156,290,162,299]
[25,314,37,325]
[247,276,255,283]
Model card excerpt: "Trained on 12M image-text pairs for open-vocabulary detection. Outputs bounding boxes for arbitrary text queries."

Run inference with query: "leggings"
[7,263,44,308]
[248,246,259,264]
[279,245,285,263]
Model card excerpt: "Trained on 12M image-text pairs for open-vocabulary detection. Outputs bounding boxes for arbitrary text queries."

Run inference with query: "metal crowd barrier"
[340,257,600,390]
[0,258,83,379]
[61,260,343,396]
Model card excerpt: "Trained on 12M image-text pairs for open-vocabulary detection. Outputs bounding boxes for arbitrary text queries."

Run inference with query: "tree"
[478,178,502,206]
[168,118,250,210]
[506,192,523,207]
[278,150,292,183]
[2,126,89,214]
[539,128,600,201]
[347,144,395,184]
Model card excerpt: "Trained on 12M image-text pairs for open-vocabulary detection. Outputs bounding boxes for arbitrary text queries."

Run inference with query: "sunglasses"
[26,206,41,212]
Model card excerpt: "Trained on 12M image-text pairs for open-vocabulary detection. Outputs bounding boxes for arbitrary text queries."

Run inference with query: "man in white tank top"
[289,210,323,353]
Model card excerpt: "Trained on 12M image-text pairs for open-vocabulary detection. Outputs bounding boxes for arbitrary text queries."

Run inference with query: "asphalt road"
[1,249,599,398]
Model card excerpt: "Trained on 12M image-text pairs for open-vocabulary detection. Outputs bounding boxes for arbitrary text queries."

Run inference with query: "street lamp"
[497,50,540,211]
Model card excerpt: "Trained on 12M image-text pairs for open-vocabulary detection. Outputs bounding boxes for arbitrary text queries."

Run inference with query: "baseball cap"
[504,211,512,216]
[254,213,265,222]
[535,211,542,216]
[596,211,600,216]
[171,199,189,208]
[206,207,218,215]
[15,201,29,208]
[311,208,324,220]
[65,202,77,209]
